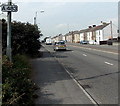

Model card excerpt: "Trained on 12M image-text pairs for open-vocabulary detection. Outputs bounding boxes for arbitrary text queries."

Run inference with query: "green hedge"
[2,55,36,105]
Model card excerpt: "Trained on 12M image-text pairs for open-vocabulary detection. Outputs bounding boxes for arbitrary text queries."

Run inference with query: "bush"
[2,55,36,105]
[2,19,42,56]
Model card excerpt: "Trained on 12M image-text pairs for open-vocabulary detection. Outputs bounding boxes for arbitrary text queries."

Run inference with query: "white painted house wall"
[90,32,93,41]
[74,33,80,43]
[87,32,92,41]
[87,32,89,41]
[80,33,84,41]
[96,30,103,44]
[62,36,66,41]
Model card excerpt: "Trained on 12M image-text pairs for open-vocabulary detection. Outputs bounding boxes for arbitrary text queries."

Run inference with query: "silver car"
[53,41,66,51]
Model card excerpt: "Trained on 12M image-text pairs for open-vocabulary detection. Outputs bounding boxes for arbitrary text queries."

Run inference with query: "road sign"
[1,5,18,12]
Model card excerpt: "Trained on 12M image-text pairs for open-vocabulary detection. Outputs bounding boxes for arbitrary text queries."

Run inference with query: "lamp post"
[34,10,44,25]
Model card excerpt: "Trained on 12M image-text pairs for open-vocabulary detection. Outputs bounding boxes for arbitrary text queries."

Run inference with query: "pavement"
[31,46,94,104]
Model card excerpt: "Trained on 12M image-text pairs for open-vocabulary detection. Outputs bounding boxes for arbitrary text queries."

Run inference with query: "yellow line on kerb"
[68,45,118,55]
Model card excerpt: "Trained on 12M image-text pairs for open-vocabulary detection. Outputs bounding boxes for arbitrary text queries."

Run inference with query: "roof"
[73,31,80,34]
[65,31,80,35]
[79,23,110,33]
[65,32,72,36]
[53,23,110,38]
[79,28,90,33]
[89,23,110,31]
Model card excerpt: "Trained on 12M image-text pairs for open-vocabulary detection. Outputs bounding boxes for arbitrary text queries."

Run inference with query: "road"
[31,47,94,104]
[43,43,119,104]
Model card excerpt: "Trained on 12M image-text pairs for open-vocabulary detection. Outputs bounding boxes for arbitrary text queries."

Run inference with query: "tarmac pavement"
[31,46,94,104]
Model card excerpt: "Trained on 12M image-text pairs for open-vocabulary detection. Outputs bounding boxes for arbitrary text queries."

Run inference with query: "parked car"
[53,41,66,51]
[80,40,89,44]
[107,39,113,45]
[89,40,96,44]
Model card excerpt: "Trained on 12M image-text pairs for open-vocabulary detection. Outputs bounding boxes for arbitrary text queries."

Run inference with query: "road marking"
[83,54,87,56]
[64,68,99,105]
[104,61,113,66]
[46,47,99,105]
[68,45,118,55]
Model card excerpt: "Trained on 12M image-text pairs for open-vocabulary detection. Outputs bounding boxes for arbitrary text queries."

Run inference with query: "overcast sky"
[0,1,119,40]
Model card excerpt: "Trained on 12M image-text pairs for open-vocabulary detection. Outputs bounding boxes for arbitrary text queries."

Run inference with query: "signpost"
[1,5,18,12]
[1,0,18,62]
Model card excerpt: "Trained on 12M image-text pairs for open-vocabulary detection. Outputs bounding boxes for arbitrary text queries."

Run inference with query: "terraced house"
[73,31,80,43]
[52,22,118,45]
[86,23,110,44]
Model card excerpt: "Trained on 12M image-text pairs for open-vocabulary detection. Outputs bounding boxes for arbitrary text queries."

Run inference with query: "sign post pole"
[6,0,12,62]
[1,0,18,62]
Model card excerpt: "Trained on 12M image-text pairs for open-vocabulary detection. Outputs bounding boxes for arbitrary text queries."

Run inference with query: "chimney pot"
[88,26,92,28]
[93,25,96,27]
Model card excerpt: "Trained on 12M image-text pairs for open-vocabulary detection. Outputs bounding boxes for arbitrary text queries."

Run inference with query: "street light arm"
[34,10,44,25]
[35,10,44,17]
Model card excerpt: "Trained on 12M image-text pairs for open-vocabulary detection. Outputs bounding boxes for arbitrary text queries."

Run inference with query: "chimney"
[88,26,92,28]
[101,21,107,25]
[93,25,96,27]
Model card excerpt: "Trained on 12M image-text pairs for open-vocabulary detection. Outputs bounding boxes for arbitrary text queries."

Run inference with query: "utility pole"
[118,2,120,38]
[110,21,113,39]
[110,21,113,45]
[6,0,12,62]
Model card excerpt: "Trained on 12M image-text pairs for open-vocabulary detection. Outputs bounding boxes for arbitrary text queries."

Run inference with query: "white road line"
[104,62,113,66]
[65,68,99,105]
[83,54,87,56]
[48,48,99,105]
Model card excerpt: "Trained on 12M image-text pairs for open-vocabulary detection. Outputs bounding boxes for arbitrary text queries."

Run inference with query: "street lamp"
[34,10,44,25]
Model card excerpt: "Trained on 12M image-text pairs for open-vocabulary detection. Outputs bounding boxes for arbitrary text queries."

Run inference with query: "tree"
[2,20,42,56]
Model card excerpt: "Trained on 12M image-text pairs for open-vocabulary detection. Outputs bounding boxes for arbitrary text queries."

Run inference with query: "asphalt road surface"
[43,43,119,104]
[31,47,94,104]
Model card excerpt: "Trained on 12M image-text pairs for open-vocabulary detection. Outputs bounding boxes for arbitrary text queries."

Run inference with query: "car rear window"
[58,42,65,44]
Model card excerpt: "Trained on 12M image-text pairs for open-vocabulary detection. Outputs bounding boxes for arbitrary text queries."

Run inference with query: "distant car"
[89,40,96,44]
[53,41,66,51]
[80,40,89,44]
[45,38,52,45]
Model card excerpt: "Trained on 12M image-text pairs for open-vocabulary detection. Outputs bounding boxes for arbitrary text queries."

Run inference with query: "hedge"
[2,55,36,105]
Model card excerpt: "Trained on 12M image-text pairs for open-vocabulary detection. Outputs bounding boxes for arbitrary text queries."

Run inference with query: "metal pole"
[110,21,113,45]
[118,2,120,39]
[110,21,113,39]
[34,11,37,25]
[6,0,12,62]
[36,11,37,24]
[34,17,36,25]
